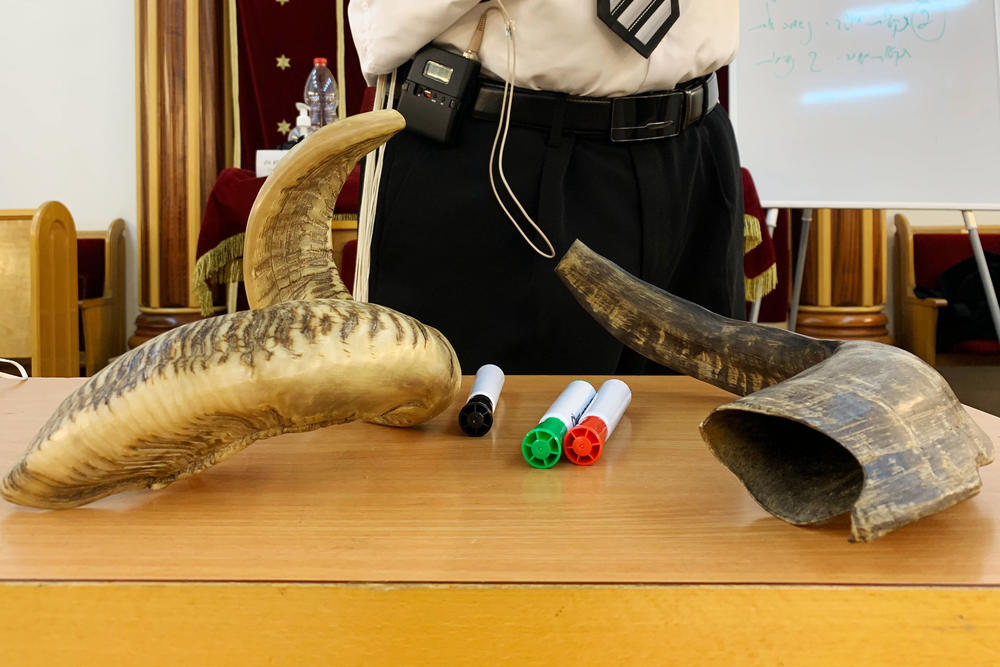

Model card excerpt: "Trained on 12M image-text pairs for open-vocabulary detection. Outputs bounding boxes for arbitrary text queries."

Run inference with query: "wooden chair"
[78,218,127,375]
[894,213,1000,366]
[0,202,80,376]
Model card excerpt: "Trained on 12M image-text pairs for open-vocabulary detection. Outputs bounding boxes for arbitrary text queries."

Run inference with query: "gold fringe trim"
[192,232,245,316]
[745,263,778,302]
[744,213,763,253]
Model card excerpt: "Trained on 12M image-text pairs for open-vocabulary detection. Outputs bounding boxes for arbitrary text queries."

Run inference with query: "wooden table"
[2,375,1000,665]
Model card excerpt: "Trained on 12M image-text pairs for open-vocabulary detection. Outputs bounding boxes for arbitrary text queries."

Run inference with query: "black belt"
[470,72,718,142]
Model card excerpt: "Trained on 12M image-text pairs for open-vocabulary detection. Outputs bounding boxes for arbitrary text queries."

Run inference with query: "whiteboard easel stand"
[749,208,780,323]
[961,211,1000,341]
[787,208,813,333]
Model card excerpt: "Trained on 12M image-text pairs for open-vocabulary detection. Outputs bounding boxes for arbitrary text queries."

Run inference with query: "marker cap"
[458,397,494,436]
[563,416,608,466]
[521,417,567,469]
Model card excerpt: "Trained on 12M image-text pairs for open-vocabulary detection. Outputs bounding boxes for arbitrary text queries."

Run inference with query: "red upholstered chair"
[894,213,1000,366]
[741,168,779,321]
[193,164,362,314]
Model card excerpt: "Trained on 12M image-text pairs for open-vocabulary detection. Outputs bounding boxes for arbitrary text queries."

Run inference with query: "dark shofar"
[556,239,994,542]
[2,110,462,510]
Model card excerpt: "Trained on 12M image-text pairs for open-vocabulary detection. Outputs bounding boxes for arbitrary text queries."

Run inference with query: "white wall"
[0,1,138,339]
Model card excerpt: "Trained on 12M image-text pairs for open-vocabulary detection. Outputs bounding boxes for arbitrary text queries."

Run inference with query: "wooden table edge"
[3,581,999,665]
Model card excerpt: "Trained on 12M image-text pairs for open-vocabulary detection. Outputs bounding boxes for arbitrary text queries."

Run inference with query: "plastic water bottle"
[304,57,338,132]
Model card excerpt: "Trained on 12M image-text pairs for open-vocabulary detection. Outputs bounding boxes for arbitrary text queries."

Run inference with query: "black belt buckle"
[610,89,686,142]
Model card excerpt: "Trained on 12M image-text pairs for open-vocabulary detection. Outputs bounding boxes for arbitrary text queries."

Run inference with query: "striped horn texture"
[2,110,462,510]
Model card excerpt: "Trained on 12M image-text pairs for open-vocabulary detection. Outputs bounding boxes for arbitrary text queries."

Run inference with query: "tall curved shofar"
[2,110,462,510]
[556,239,993,542]
[242,110,404,307]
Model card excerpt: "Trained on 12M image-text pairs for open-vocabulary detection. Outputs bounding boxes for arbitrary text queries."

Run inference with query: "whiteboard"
[730,0,1000,210]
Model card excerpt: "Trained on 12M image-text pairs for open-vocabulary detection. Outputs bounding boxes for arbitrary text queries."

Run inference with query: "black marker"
[458,364,504,436]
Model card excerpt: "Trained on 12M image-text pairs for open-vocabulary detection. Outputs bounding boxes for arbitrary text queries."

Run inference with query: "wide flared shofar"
[556,239,993,542]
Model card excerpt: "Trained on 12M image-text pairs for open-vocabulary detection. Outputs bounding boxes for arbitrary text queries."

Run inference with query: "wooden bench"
[0,202,79,377]
[894,213,1000,366]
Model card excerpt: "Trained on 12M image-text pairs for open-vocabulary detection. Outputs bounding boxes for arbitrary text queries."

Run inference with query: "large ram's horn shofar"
[1,301,459,509]
[2,110,462,510]
[556,240,993,542]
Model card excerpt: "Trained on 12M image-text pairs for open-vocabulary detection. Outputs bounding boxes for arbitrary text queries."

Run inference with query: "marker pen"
[521,380,596,469]
[563,379,631,466]
[458,364,505,437]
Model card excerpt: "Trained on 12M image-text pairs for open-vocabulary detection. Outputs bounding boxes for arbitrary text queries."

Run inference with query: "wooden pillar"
[795,209,892,344]
[131,0,234,347]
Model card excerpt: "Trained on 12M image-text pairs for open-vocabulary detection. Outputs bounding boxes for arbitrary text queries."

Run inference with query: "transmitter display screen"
[423,60,454,85]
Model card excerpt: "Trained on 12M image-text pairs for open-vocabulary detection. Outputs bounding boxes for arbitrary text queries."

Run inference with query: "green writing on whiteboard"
[747,0,948,78]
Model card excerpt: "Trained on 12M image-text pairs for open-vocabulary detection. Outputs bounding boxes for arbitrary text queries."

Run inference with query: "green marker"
[521,380,597,468]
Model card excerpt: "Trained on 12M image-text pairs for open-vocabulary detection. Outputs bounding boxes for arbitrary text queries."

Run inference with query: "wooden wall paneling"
[831,209,863,306]
[31,202,81,377]
[0,211,35,359]
[132,0,231,348]
[135,0,153,308]
[796,208,891,343]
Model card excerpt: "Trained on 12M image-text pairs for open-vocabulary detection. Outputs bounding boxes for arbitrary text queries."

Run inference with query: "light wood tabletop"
[3,374,1000,665]
[2,374,999,585]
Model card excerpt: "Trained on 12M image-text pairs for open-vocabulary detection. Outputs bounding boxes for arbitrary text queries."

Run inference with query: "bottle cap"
[313,57,328,65]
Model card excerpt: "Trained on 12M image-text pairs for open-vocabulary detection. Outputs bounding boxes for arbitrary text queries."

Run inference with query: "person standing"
[349,0,744,374]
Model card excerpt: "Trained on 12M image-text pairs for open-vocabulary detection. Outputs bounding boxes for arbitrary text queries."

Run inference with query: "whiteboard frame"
[728,0,1000,212]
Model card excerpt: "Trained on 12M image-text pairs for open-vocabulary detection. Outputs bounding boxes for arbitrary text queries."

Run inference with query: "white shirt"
[349,0,738,98]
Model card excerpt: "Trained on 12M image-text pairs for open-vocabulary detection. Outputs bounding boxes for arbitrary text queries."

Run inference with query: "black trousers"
[366,101,745,375]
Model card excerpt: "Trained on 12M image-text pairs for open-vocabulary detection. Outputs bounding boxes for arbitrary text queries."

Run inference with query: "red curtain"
[236,0,367,168]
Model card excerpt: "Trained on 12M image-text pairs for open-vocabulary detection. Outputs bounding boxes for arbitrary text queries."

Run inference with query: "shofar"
[2,110,461,510]
[556,239,994,542]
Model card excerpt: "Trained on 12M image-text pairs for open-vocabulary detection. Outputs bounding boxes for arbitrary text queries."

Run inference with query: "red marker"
[563,379,631,466]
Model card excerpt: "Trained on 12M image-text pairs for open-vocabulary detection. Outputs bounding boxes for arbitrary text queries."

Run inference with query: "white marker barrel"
[539,380,596,427]
[466,364,505,409]
[580,379,632,437]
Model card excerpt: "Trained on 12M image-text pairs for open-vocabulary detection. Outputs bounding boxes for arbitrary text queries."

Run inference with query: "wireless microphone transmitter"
[398,45,480,143]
